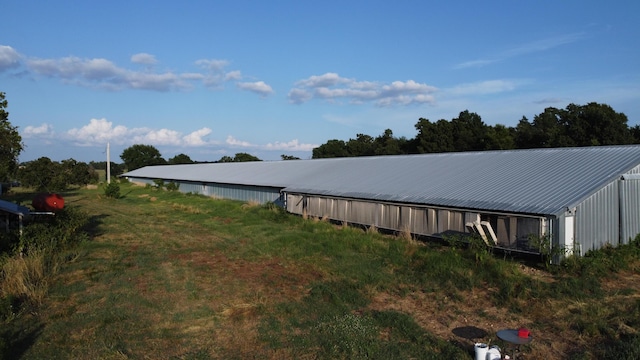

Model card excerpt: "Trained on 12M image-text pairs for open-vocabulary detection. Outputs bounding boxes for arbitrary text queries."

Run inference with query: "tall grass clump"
[0,206,89,309]
[0,249,49,306]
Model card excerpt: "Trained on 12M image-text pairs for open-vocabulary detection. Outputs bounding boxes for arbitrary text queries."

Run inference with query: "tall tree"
[631,125,640,144]
[216,153,262,162]
[0,92,23,182]
[120,144,166,171]
[514,116,536,149]
[281,154,300,160]
[312,139,349,158]
[485,124,516,150]
[232,153,262,162]
[346,134,375,157]
[450,110,488,151]
[414,118,455,153]
[18,157,66,191]
[564,102,632,146]
[168,153,194,164]
[372,129,401,155]
[530,107,572,148]
[61,159,99,185]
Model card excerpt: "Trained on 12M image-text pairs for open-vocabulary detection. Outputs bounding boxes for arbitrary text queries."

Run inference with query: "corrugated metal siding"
[620,177,640,244]
[575,181,620,253]
[127,177,282,204]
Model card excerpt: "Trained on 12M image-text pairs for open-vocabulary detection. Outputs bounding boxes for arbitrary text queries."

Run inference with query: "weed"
[103,182,120,199]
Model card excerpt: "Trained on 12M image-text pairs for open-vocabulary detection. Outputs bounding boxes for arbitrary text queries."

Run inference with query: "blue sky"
[1,0,639,163]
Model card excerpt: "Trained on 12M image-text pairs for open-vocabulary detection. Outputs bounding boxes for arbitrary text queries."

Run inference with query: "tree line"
[312,102,640,158]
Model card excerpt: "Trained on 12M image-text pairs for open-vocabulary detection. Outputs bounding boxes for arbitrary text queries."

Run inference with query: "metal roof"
[0,199,30,216]
[123,145,640,216]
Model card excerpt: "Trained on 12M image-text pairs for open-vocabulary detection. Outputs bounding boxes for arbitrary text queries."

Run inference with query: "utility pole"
[107,142,111,184]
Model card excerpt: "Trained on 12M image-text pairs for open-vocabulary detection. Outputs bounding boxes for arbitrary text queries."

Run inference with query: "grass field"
[2,182,640,359]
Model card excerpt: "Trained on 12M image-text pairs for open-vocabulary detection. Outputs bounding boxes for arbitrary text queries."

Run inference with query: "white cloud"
[27,56,185,91]
[295,72,347,88]
[22,118,318,161]
[66,118,130,145]
[454,32,584,69]
[60,119,218,149]
[265,139,317,151]
[1,46,271,95]
[133,128,182,145]
[226,135,253,147]
[195,59,229,71]
[236,81,274,96]
[287,88,312,104]
[0,45,21,71]
[131,53,158,65]
[224,70,242,81]
[182,128,212,146]
[449,80,516,95]
[127,71,190,91]
[289,73,437,107]
[23,123,53,137]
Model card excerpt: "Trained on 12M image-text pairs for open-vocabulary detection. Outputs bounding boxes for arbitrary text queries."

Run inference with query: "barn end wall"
[571,165,640,256]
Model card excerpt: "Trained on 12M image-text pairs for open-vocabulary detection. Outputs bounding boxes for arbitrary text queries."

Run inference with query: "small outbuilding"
[123,145,640,258]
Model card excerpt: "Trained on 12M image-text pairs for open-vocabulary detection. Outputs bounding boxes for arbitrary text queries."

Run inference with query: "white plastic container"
[486,345,501,360]
[474,343,488,360]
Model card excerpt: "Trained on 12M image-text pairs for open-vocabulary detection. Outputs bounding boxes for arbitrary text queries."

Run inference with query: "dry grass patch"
[170,202,204,214]
[0,251,49,305]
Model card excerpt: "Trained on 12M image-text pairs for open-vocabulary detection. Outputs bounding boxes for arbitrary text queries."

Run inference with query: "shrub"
[1,206,88,310]
[153,179,165,189]
[104,182,120,198]
[166,181,179,191]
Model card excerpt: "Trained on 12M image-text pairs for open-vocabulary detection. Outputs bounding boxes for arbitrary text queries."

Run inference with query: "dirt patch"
[368,288,573,359]
[212,216,233,224]
[171,252,323,301]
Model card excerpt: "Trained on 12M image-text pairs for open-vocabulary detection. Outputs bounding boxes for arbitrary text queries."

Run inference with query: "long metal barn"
[123,145,640,258]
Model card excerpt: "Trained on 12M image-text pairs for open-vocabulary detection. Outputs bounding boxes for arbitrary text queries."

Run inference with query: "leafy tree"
[564,102,632,146]
[374,129,404,155]
[485,124,516,150]
[346,134,375,157]
[216,153,262,162]
[312,139,349,158]
[517,103,632,149]
[168,153,194,164]
[631,125,640,144]
[514,116,536,149]
[18,157,67,191]
[89,161,125,177]
[232,153,261,162]
[17,157,96,191]
[281,154,300,160]
[217,155,234,163]
[0,92,24,182]
[528,107,571,148]
[414,118,455,153]
[61,159,99,186]
[450,110,488,151]
[120,144,166,171]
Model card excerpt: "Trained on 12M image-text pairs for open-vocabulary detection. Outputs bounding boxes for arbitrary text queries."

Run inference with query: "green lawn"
[2,182,640,359]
